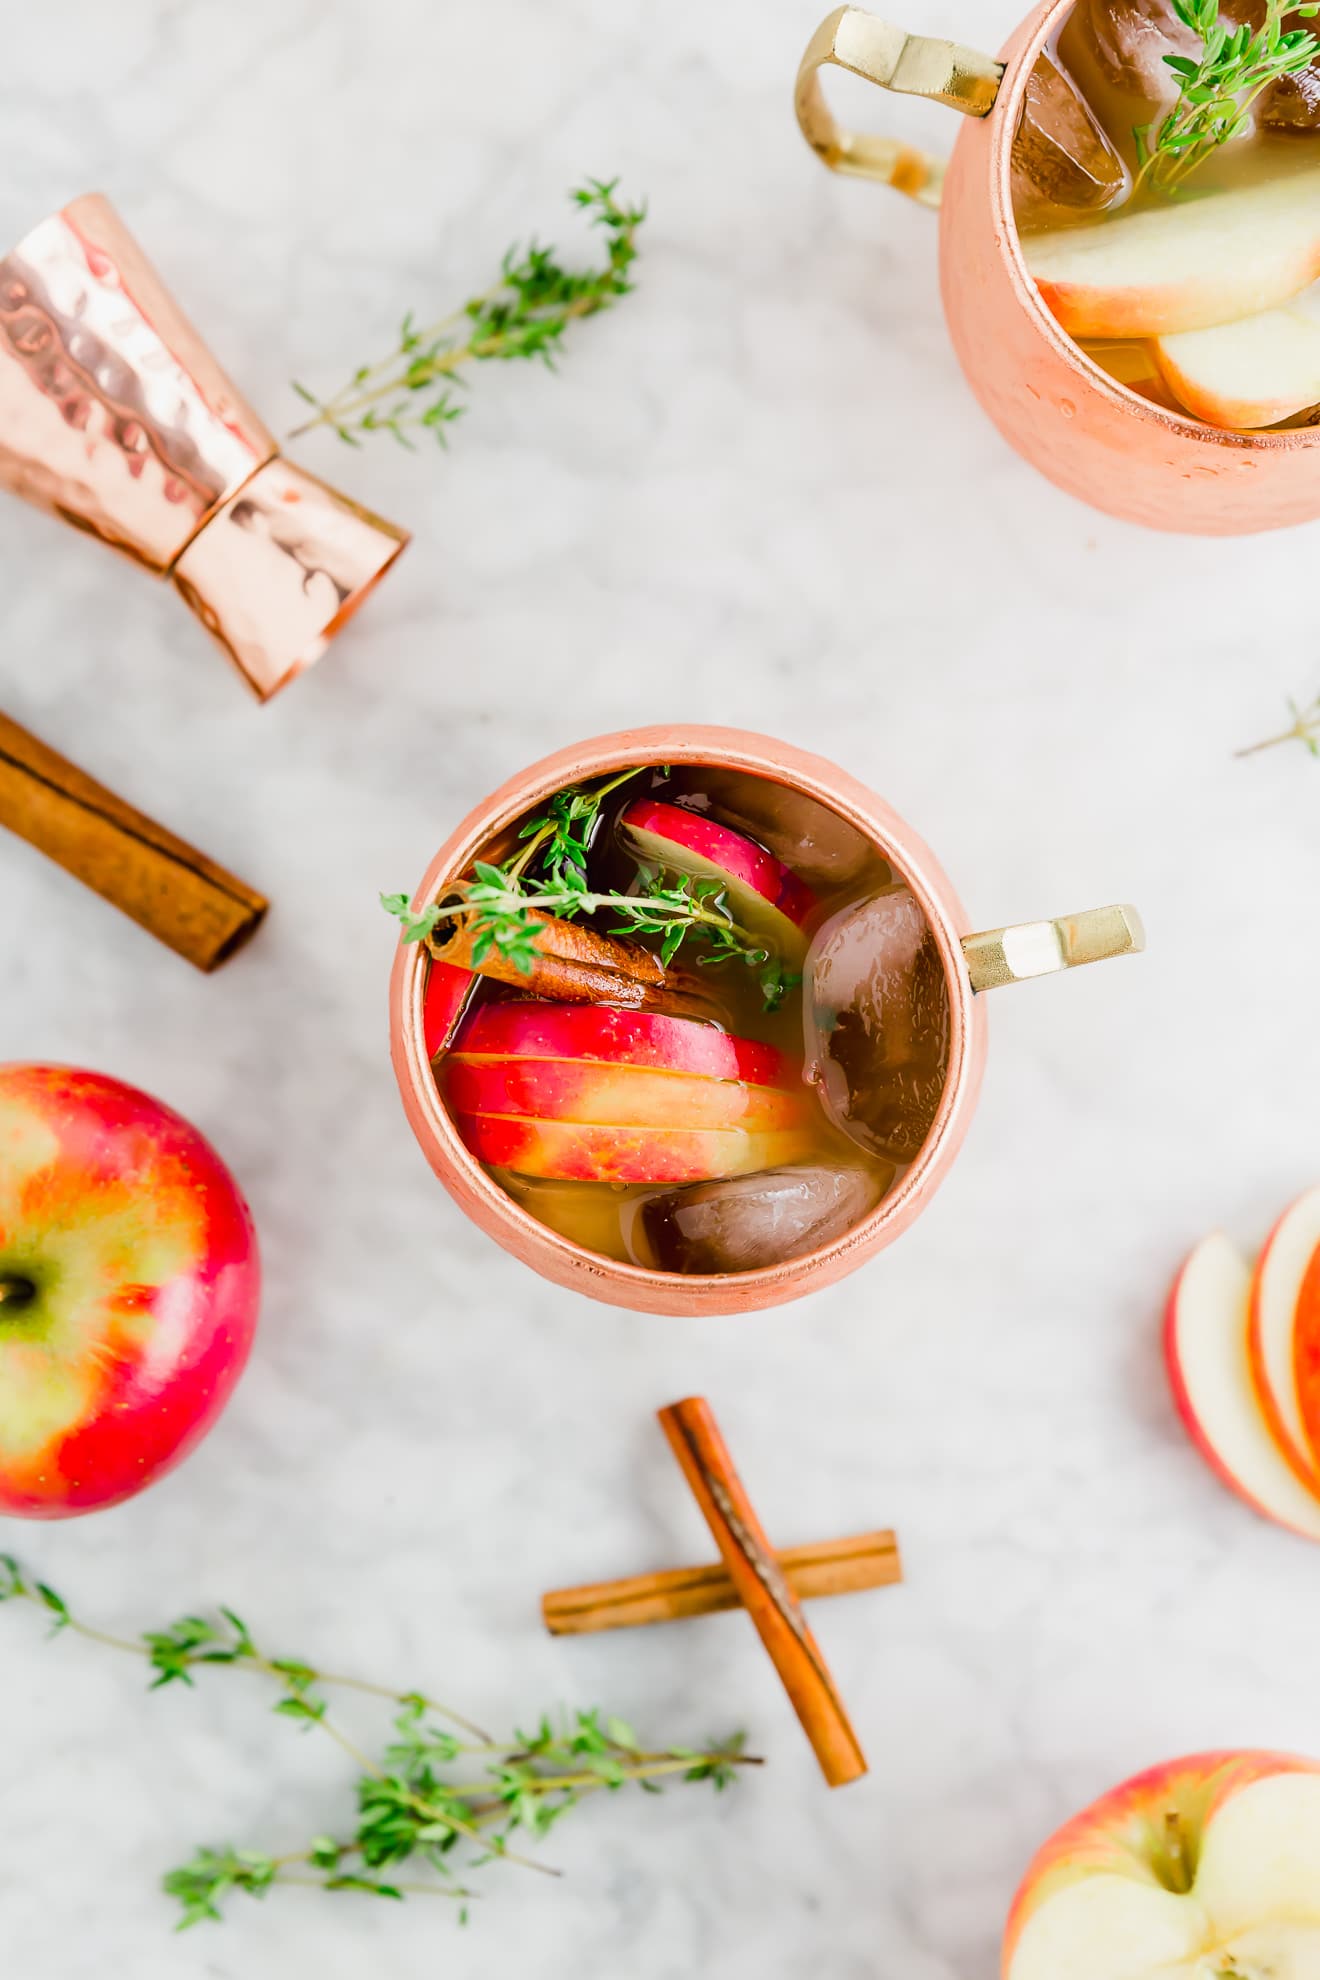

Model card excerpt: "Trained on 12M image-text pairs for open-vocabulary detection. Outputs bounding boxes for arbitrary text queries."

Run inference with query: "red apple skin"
[0,1065,260,1519]
[620,798,817,928]
[453,1000,795,1087]
[1249,1195,1320,1495]
[445,1057,810,1132]
[1295,1240,1320,1474]
[422,959,474,1060]
[1002,1750,1320,1975]
[452,1114,813,1185]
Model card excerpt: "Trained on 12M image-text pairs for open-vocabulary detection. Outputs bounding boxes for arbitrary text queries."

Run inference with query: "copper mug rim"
[388,725,1139,1317]
[987,0,1320,457]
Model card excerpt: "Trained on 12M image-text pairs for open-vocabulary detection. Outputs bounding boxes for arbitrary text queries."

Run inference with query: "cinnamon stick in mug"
[0,711,267,971]
[543,1528,902,1636]
[658,1396,868,1789]
[433,909,712,1017]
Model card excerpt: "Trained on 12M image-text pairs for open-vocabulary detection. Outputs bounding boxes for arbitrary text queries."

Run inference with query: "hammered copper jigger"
[0,195,408,699]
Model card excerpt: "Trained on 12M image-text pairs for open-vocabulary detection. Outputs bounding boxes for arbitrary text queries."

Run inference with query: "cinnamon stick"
[543,1528,901,1636]
[434,909,710,1017]
[658,1397,868,1789]
[0,711,266,971]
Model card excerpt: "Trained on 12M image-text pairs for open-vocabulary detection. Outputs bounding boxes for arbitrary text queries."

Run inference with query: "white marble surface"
[3,1,1320,1974]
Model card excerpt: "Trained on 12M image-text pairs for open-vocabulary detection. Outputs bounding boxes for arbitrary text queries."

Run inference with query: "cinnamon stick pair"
[544,1397,895,1790]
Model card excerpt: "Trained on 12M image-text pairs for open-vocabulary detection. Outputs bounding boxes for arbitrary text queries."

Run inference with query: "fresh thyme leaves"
[0,1555,754,1930]
[1237,689,1320,757]
[1134,0,1320,194]
[290,179,645,450]
[384,772,797,1012]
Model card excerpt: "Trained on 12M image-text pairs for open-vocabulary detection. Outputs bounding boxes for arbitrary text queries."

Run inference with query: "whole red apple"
[0,1065,260,1518]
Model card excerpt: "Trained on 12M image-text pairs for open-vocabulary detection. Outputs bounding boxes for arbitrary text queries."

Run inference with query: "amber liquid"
[1011,8,1320,431]
[431,763,940,1274]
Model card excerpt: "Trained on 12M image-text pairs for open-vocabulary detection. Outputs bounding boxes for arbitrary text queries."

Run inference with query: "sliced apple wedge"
[1249,1187,1320,1497]
[1165,1232,1320,1542]
[444,1057,810,1132]
[451,1116,813,1185]
[1023,154,1320,338]
[1296,1241,1320,1475]
[422,958,475,1060]
[1154,281,1320,429]
[618,798,817,965]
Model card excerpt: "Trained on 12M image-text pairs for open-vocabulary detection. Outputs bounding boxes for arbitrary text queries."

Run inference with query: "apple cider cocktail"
[1011,0,1320,430]
[386,765,950,1277]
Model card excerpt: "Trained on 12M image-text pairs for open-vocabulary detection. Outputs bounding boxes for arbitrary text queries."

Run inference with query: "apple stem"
[0,1276,34,1308]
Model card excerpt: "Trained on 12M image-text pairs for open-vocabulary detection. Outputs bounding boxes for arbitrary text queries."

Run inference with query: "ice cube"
[635,1163,888,1276]
[667,768,880,894]
[1012,50,1129,228]
[1260,54,1320,135]
[803,886,950,1165]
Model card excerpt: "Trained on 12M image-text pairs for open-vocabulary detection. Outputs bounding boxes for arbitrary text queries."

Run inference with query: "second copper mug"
[390,725,1144,1317]
[796,1,1320,534]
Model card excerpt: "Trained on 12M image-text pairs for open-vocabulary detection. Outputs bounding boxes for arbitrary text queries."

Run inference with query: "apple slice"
[1295,1240,1320,1475]
[1153,281,1320,429]
[1004,1751,1320,1980]
[618,798,817,964]
[422,959,475,1059]
[453,1000,795,1087]
[452,1115,813,1185]
[1164,1232,1320,1542]
[1022,153,1320,338]
[447,1000,813,1184]
[1249,1187,1320,1496]
[445,1057,811,1132]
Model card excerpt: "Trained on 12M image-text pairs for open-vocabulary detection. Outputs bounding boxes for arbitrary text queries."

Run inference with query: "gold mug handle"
[960,906,1146,992]
[795,5,1004,208]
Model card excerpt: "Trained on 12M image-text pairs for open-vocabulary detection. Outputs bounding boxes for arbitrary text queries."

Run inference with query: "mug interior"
[391,729,984,1312]
[992,0,1320,455]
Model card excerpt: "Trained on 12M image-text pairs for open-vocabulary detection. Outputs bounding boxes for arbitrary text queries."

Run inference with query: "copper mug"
[796,1,1320,534]
[389,725,1144,1317]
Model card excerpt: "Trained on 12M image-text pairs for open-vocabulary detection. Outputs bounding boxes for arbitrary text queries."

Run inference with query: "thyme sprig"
[1134,0,1320,194]
[290,179,645,449]
[385,773,800,1012]
[1237,689,1320,757]
[0,1556,754,1930]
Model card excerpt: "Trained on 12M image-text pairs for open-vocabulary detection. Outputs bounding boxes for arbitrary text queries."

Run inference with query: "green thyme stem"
[2,1557,754,1930]
[0,1571,490,1742]
[1236,693,1320,758]
[428,886,763,950]
[290,178,645,450]
[1134,0,1320,195]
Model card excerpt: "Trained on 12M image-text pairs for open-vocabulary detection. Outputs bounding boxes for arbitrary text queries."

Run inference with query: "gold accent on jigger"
[795,5,1003,206]
[0,194,408,701]
[961,905,1146,992]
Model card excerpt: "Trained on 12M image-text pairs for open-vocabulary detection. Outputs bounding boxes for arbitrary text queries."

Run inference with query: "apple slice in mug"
[1003,1751,1320,1980]
[1249,1186,1320,1497]
[445,1002,813,1185]
[1022,152,1320,338]
[423,958,476,1059]
[1153,282,1320,430]
[1165,1232,1320,1542]
[618,798,817,965]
